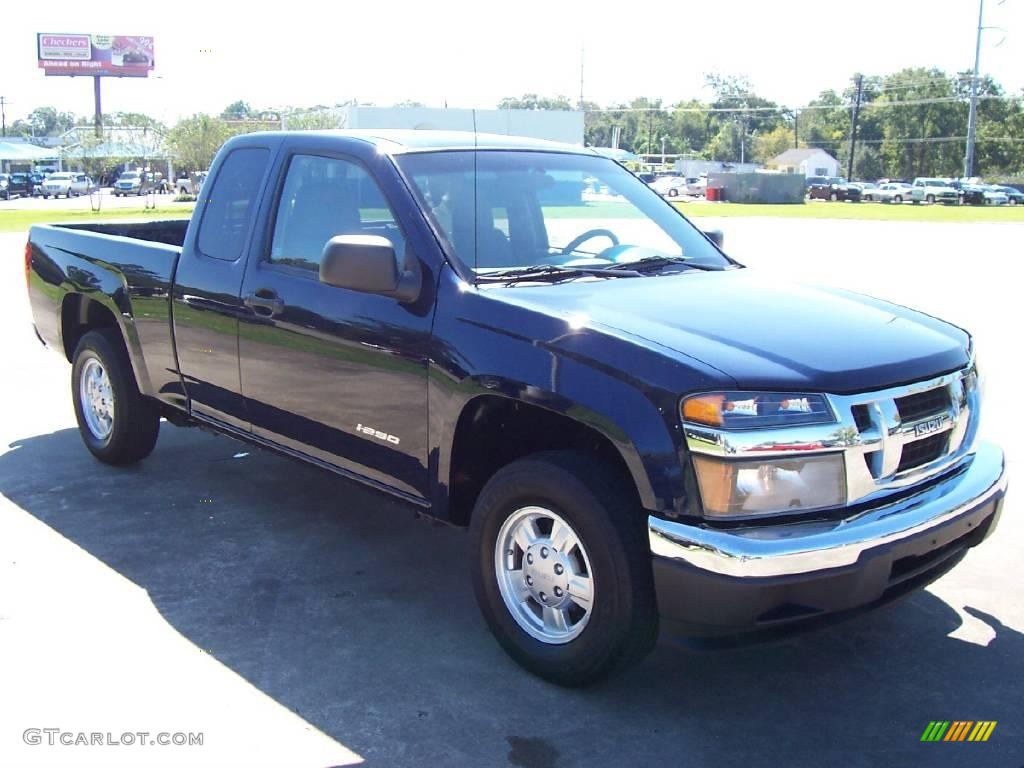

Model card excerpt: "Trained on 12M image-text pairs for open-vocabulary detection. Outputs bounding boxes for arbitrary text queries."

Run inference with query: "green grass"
[0,206,194,233]
[673,200,1024,222]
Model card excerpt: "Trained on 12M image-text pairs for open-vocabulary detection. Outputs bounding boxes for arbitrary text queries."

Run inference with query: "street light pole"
[964,0,984,178]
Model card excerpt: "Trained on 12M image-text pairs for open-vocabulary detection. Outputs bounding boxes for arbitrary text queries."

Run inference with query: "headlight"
[692,453,846,518]
[682,391,842,518]
[681,391,835,429]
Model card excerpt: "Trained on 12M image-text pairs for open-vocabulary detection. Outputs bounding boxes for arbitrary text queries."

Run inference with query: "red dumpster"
[706,187,723,202]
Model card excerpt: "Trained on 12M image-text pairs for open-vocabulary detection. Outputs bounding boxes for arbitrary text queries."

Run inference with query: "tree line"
[503,68,1024,180]
[8,68,1023,180]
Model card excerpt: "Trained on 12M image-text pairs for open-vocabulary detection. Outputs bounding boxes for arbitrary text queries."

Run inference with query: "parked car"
[113,170,158,196]
[853,182,878,199]
[804,175,830,195]
[991,185,1022,205]
[1,172,33,200]
[635,172,657,184]
[175,171,208,196]
[979,185,1009,205]
[871,182,913,204]
[651,175,700,196]
[910,178,959,205]
[29,172,46,196]
[25,130,1007,686]
[41,173,95,198]
[808,176,862,202]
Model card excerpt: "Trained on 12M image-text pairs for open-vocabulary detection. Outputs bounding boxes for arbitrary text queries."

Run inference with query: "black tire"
[668,188,678,198]
[71,329,160,465]
[469,451,657,686]
[894,195,903,203]
[829,192,838,201]
[926,194,935,204]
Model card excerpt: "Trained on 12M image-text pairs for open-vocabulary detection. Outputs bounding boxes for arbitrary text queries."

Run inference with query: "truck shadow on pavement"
[2,425,1020,768]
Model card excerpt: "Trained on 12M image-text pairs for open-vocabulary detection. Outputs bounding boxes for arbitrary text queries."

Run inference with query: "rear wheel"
[829,192,838,201]
[894,194,903,203]
[72,329,160,465]
[926,194,936,204]
[469,451,657,686]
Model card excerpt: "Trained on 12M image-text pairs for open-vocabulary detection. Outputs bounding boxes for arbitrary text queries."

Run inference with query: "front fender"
[427,267,729,518]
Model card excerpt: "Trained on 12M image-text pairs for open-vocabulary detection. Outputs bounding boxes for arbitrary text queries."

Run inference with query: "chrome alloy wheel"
[495,506,595,644]
[79,357,114,440]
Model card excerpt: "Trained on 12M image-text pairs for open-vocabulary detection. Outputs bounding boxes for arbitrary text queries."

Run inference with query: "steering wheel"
[561,228,619,256]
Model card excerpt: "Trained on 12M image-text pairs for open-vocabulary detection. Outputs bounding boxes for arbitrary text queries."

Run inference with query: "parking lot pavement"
[0,189,192,212]
[1,221,1021,767]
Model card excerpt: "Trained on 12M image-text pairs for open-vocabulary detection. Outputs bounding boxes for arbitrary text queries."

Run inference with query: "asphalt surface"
[0,219,1021,768]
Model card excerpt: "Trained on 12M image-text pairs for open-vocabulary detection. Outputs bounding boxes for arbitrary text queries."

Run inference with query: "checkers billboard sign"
[37,34,155,77]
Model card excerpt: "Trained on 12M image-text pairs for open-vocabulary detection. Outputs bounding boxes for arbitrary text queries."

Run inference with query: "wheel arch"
[60,292,152,396]
[442,392,659,528]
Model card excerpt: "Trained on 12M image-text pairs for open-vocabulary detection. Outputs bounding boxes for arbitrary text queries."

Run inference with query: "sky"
[2,0,1022,128]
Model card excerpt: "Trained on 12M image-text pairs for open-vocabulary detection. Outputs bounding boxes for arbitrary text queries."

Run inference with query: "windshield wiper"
[475,264,641,284]
[604,255,719,272]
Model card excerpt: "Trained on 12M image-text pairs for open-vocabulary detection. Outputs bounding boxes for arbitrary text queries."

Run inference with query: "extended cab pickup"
[26,131,1007,686]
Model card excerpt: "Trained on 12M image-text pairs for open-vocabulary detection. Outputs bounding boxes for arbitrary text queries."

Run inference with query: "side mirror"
[703,229,724,248]
[319,235,420,304]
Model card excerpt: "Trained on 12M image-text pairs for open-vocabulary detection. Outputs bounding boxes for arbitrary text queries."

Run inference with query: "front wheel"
[469,451,657,686]
[894,195,903,203]
[926,194,936,204]
[72,329,160,465]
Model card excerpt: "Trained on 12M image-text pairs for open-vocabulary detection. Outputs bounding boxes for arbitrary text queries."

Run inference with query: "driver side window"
[270,154,406,273]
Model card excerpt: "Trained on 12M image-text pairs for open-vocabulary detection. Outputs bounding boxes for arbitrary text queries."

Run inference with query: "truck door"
[173,145,273,430]
[237,149,435,501]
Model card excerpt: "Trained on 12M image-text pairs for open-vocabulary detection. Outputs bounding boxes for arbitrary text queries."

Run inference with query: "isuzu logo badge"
[914,415,949,437]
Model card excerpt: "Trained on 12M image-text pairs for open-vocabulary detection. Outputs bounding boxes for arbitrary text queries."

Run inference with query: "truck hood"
[494,269,970,393]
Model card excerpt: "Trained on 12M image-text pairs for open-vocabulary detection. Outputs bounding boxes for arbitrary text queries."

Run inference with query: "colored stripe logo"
[921,721,997,742]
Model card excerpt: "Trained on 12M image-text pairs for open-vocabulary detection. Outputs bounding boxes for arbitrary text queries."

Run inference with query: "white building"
[769,148,840,177]
[285,106,584,145]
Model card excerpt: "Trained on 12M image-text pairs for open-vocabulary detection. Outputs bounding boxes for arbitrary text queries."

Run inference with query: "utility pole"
[93,76,103,138]
[793,109,799,148]
[964,0,985,178]
[647,110,653,170]
[578,44,584,110]
[0,95,7,137]
[847,74,863,180]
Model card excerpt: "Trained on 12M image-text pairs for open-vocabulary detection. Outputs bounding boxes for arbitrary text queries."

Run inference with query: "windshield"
[50,174,73,180]
[397,150,729,276]
[120,172,140,180]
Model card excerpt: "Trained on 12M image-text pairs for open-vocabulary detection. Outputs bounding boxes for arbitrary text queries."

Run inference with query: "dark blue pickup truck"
[26,130,1007,685]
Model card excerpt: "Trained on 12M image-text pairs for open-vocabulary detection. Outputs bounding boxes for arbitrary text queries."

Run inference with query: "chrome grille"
[895,388,951,422]
[831,365,979,506]
[897,432,950,473]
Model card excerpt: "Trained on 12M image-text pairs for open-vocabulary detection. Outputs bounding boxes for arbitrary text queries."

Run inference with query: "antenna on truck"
[472,108,479,274]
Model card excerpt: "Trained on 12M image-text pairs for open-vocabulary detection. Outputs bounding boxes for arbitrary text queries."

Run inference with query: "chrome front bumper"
[649,441,1006,579]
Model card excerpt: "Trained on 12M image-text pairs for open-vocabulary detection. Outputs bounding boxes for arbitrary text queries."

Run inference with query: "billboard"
[37,34,154,77]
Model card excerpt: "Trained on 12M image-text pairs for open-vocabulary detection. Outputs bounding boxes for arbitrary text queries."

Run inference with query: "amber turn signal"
[682,394,725,427]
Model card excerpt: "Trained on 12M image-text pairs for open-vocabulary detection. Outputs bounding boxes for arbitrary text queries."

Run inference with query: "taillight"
[25,240,32,290]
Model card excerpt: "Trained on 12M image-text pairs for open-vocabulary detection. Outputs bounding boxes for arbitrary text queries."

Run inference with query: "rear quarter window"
[196,147,271,261]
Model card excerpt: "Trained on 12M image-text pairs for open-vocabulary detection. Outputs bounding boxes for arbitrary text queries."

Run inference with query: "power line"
[806,136,1024,145]
[582,93,1022,115]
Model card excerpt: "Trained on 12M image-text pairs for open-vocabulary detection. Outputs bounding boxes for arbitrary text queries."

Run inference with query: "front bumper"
[649,441,1006,635]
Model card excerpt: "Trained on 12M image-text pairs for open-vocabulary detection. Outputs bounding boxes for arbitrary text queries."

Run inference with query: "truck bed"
[57,218,189,247]
[27,220,187,408]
